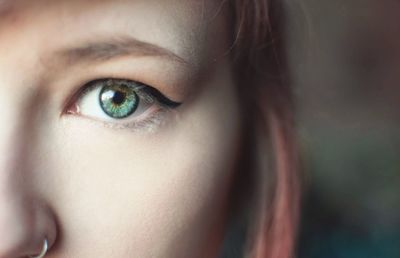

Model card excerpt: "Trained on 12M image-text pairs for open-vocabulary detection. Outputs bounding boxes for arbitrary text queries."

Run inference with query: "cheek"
[42,63,241,257]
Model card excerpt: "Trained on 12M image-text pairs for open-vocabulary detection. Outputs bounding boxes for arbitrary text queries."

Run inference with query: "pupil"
[112,90,126,105]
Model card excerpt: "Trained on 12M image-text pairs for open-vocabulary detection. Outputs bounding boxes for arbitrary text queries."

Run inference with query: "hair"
[227,1,301,258]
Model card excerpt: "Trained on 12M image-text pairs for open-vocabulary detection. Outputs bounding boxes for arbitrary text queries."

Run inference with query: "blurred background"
[284,0,400,257]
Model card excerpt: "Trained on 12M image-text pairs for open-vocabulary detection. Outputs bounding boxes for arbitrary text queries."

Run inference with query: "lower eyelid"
[98,106,171,132]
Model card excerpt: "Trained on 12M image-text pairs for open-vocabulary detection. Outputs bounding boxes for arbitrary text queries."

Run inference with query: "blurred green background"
[285,0,400,257]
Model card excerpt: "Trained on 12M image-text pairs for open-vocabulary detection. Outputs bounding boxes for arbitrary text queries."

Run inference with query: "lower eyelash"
[98,107,173,133]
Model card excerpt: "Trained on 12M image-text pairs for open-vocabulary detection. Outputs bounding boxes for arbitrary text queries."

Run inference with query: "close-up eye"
[65,79,181,129]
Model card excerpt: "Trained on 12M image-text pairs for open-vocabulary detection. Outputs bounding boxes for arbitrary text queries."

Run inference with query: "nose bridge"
[0,78,44,257]
[0,80,33,179]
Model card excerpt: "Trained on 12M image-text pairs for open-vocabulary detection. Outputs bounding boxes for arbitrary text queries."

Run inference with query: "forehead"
[0,0,230,69]
[0,0,222,19]
[0,0,225,34]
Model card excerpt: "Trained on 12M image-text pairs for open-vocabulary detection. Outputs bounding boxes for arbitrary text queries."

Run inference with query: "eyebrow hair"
[57,36,189,66]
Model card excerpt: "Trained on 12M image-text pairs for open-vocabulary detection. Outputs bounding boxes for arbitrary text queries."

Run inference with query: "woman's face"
[0,1,243,257]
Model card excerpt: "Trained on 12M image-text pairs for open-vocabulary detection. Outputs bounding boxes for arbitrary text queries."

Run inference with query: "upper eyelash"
[140,86,182,108]
[76,78,181,108]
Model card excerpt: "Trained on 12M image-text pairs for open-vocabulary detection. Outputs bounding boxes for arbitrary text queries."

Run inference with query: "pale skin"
[0,0,245,258]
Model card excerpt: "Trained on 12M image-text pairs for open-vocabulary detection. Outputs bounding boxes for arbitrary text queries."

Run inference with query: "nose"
[0,93,57,258]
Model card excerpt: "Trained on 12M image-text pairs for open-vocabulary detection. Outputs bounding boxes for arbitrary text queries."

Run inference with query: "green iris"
[99,82,139,119]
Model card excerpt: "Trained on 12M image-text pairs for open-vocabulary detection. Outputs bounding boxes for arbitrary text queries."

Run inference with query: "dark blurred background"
[284,0,400,257]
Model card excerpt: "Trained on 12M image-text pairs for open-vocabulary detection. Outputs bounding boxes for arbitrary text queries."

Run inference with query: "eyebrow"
[56,36,189,66]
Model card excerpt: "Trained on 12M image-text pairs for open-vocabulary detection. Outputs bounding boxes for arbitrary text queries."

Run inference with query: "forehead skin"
[0,0,228,63]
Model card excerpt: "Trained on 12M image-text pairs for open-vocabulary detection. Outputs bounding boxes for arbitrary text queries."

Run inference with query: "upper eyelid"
[52,47,192,110]
[60,60,186,112]
[82,79,181,105]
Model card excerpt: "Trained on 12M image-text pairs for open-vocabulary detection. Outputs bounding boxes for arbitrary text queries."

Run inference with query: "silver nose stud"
[29,238,48,258]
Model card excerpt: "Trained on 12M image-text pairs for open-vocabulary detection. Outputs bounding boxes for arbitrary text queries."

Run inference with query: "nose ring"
[29,238,48,258]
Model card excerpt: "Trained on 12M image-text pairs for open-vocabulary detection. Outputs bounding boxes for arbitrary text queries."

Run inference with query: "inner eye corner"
[61,95,79,116]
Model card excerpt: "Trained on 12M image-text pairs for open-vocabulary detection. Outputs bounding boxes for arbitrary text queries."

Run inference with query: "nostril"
[0,212,55,258]
[0,198,57,258]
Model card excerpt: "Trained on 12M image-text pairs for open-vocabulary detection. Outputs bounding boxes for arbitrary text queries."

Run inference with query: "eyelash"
[64,78,182,131]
